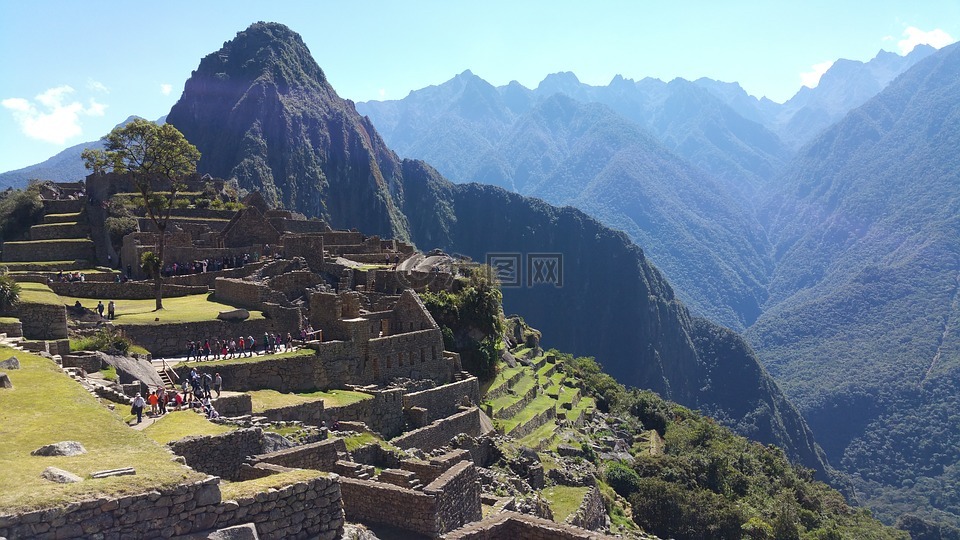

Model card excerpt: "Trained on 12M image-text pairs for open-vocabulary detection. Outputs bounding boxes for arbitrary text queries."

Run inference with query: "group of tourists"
[129,369,223,424]
[56,270,86,282]
[160,253,254,278]
[185,331,295,361]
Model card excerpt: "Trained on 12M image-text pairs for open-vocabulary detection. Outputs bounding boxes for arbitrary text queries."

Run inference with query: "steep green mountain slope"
[165,22,830,477]
[750,42,960,528]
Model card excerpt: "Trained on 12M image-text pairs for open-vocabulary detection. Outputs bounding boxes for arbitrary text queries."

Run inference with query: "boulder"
[217,309,250,321]
[0,372,10,389]
[31,441,87,457]
[0,356,20,370]
[261,431,295,454]
[41,466,82,484]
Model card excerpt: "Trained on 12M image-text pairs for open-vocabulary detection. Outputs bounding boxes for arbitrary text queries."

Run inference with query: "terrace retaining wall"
[403,377,480,424]
[167,428,264,481]
[391,407,482,452]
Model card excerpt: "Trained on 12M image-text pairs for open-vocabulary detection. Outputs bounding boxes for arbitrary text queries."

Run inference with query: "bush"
[606,462,643,498]
[629,478,745,540]
[72,327,132,355]
[104,216,139,248]
[0,183,45,241]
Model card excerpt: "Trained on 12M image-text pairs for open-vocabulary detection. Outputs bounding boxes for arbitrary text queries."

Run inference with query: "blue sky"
[1,0,956,173]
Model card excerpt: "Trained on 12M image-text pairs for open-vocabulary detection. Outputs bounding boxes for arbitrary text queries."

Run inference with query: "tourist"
[263,332,270,355]
[203,372,212,397]
[238,336,245,358]
[96,301,104,318]
[107,300,116,320]
[220,340,228,359]
[247,335,255,357]
[147,390,159,417]
[157,386,167,415]
[285,332,293,352]
[126,264,132,279]
[203,339,211,361]
[131,393,146,424]
[181,378,192,403]
[185,341,194,361]
[214,372,222,398]
[173,390,184,411]
[229,338,237,358]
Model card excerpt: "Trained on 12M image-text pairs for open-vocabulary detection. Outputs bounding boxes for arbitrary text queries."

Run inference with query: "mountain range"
[355,43,960,530]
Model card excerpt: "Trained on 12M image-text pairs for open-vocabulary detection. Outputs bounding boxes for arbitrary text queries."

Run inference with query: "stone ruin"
[0,177,614,539]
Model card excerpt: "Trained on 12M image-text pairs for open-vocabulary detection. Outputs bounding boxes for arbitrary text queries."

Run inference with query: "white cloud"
[87,79,109,93]
[1,85,107,144]
[160,83,173,96]
[898,27,954,54]
[800,61,834,89]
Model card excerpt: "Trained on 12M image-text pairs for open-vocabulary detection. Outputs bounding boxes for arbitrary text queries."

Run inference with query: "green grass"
[16,282,62,305]
[143,410,235,445]
[0,346,204,511]
[518,419,559,450]
[482,365,524,396]
[99,365,118,382]
[219,469,329,501]
[1,261,94,271]
[488,372,536,415]
[342,432,400,452]
[55,293,265,325]
[542,485,590,523]
[248,388,372,413]
[0,316,20,324]
[180,348,314,369]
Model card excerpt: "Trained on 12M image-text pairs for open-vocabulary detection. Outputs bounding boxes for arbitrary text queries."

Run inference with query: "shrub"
[606,462,642,497]
[72,327,132,355]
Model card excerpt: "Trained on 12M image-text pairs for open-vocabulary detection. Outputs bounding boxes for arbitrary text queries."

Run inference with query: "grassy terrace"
[487,371,536,414]
[143,410,235,445]
[179,348,314,369]
[542,485,590,522]
[60,293,265,325]
[220,469,328,501]
[17,282,63,305]
[342,432,400,452]
[0,261,95,271]
[249,388,372,413]
[482,365,524,395]
[0,346,204,511]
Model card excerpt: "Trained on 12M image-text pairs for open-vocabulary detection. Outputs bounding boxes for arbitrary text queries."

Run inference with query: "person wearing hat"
[131,392,146,424]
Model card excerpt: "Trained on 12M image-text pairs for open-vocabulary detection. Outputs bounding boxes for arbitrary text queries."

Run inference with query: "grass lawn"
[0,316,20,324]
[249,388,372,413]
[16,282,63,305]
[541,485,590,523]
[56,293,265,325]
[180,348,314,369]
[0,346,204,511]
[506,394,557,435]
[342,432,400,452]
[143,410,235,445]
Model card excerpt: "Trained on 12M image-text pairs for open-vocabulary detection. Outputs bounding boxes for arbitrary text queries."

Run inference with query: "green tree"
[0,271,21,312]
[82,119,200,310]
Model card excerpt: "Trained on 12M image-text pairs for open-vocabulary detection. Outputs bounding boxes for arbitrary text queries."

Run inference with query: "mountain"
[166,26,409,240]
[697,45,937,150]
[166,22,830,477]
[748,42,960,527]
[358,73,777,329]
[0,115,165,190]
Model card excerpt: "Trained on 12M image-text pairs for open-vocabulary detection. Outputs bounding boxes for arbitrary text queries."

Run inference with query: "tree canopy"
[82,119,200,309]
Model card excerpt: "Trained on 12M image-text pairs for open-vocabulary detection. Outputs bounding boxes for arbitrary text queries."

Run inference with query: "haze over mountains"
[3,21,958,532]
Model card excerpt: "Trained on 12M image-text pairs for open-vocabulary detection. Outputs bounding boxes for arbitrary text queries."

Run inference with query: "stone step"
[43,212,82,225]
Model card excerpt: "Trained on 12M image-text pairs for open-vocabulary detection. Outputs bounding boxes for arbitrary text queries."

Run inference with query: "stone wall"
[281,235,325,272]
[9,302,68,340]
[49,281,209,300]
[167,428,264,481]
[214,278,287,310]
[442,511,615,540]
[261,400,325,426]
[1,239,96,262]
[0,318,22,337]
[214,393,252,416]
[250,438,347,471]
[122,317,292,358]
[174,350,339,394]
[265,271,322,301]
[322,388,404,438]
[507,403,556,440]
[567,486,607,532]
[340,460,481,538]
[392,407,482,452]
[0,475,344,540]
[367,329,450,384]
[403,377,480,423]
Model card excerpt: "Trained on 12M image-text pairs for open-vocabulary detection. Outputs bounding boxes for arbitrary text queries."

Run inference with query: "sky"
[1,0,957,173]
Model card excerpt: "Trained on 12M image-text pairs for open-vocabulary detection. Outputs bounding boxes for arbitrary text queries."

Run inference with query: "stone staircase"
[376,468,424,491]
[332,459,375,480]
